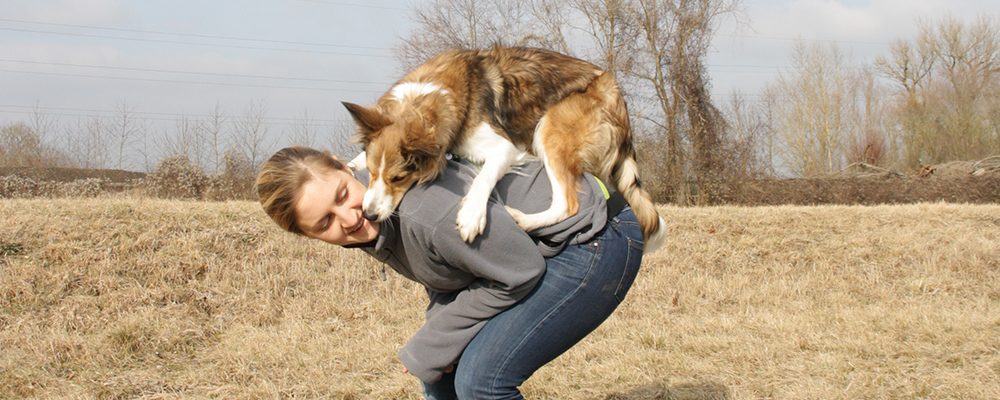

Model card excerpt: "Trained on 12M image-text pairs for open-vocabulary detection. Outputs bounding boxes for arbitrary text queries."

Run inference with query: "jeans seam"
[614,237,641,302]
[488,238,604,394]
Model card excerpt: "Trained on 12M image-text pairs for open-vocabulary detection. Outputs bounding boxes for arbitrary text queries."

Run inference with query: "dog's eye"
[391,175,407,183]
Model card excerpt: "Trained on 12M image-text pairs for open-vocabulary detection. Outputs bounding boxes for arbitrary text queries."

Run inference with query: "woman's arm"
[397,187,546,383]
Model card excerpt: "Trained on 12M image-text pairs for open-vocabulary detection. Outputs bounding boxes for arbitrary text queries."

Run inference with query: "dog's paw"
[346,151,366,170]
[504,206,531,231]
[456,200,487,242]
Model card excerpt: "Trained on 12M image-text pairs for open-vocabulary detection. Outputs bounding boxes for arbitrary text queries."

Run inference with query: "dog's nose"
[362,211,379,221]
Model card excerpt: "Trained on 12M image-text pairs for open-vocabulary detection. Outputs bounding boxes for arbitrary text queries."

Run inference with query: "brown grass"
[1,198,998,399]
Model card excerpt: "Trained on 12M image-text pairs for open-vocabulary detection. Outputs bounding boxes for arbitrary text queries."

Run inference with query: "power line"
[0,57,853,88]
[0,104,356,127]
[2,56,846,82]
[0,68,387,94]
[0,27,392,58]
[716,32,891,47]
[0,18,392,51]
[0,104,343,122]
[0,59,391,86]
[287,0,410,11]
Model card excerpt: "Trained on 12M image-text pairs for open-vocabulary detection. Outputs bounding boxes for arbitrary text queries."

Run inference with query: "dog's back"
[479,47,603,143]
[393,47,603,149]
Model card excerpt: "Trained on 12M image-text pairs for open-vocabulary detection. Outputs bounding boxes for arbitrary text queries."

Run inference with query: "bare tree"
[619,0,737,203]
[108,99,141,170]
[875,36,936,169]
[327,118,363,159]
[23,105,72,168]
[571,0,636,73]
[923,15,1000,163]
[768,40,876,177]
[231,99,272,172]
[395,0,563,70]
[845,66,892,168]
[722,90,775,178]
[526,0,573,54]
[68,115,110,169]
[203,103,228,174]
[288,108,319,148]
[0,122,41,167]
[876,15,1000,168]
[875,38,936,108]
[133,119,156,172]
[672,0,736,202]
[626,0,688,202]
[160,115,201,166]
[30,103,57,157]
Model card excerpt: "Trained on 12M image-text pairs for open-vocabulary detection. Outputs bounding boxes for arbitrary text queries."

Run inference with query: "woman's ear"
[330,155,351,173]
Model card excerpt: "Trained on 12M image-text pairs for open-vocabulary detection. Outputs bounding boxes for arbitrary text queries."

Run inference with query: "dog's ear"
[403,131,442,161]
[343,102,390,145]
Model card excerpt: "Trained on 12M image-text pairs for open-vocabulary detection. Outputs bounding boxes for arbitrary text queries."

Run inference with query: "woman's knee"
[453,367,522,400]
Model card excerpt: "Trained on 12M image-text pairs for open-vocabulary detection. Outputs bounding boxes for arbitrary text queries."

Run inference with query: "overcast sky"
[3,0,1000,163]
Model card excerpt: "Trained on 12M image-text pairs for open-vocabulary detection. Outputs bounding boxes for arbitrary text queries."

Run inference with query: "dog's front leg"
[453,123,525,242]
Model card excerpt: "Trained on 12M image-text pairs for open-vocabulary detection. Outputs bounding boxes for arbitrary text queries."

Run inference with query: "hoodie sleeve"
[397,197,546,383]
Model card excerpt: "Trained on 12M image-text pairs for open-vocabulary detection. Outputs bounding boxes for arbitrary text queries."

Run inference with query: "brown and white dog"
[344,46,665,253]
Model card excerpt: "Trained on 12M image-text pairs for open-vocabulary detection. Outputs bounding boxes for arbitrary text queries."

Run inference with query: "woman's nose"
[335,207,357,227]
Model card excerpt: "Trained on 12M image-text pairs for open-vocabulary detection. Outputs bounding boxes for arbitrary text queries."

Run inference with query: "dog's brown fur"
[345,46,663,250]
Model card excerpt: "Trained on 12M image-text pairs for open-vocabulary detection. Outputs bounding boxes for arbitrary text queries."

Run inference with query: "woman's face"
[294,166,380,246]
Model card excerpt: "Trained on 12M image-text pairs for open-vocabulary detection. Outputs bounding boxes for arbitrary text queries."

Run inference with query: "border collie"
[344,46,665,253]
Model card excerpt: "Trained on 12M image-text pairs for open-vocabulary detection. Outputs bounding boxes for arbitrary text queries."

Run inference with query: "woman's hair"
[256,146,347,235]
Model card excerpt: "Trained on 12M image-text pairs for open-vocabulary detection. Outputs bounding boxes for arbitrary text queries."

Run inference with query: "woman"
[256,146,644,399]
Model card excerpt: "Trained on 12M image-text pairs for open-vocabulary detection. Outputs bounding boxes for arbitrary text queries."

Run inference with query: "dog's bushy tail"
[593,72,666,254]
[614,156,666,254]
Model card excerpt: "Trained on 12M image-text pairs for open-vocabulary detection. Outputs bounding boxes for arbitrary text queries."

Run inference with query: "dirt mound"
[723,175,1000,206]
[714,157,1000,206]
[919,156,1000,178]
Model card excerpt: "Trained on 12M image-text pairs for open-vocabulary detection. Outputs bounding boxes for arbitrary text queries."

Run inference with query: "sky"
[3,0,1000,169]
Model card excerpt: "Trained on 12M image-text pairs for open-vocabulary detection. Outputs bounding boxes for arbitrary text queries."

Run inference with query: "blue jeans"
[422,207,645,400]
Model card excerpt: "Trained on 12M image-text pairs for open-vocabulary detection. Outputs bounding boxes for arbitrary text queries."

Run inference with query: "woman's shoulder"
[397,160,474,226]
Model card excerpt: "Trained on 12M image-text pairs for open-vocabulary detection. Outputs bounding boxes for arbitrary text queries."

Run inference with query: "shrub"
[0,175,38,198]
[0,175,107,198]
[205,150,256,201]
[142,156,209,200]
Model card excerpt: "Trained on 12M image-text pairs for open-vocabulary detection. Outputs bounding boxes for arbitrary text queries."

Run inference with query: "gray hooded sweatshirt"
[353,158,609,383]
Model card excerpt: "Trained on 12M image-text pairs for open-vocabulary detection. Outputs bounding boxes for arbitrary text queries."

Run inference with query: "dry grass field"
[1,198,998,399]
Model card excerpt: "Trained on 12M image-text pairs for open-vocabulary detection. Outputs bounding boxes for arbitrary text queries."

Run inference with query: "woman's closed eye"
[315,215,332,232]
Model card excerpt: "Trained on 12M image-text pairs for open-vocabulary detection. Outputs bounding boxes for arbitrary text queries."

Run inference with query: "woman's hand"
[402,363,456,382]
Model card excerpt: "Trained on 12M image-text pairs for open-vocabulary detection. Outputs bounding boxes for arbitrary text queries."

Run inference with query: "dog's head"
[343,99,449,222]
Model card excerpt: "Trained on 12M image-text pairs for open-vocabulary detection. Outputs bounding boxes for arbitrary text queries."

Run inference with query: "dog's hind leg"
[506,93,599,232]
[506,135,582,232]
